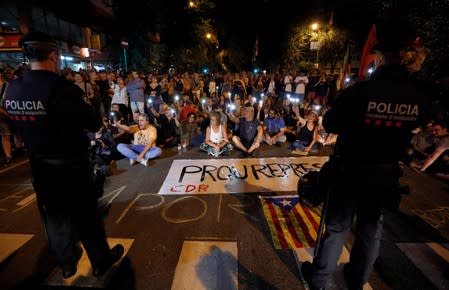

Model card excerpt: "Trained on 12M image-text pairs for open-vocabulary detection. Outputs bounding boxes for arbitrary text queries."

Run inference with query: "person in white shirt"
[284,73,293,93]
[294,72,309,102]
[111,76,129,106]
[200,111,233,157]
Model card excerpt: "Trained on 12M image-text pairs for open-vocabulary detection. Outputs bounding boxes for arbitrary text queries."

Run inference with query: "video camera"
[297,160,335,207]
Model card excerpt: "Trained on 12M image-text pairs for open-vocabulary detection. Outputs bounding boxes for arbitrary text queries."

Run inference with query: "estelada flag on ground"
[358,24,377,80]
[260,195,321,250]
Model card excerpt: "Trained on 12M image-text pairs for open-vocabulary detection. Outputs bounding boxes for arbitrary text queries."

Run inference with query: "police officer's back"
[4,31,124,279]
[301,15,431,290]
[324,62,429,164]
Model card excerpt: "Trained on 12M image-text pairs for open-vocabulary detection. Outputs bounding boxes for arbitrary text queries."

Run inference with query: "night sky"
[213,0,379,64]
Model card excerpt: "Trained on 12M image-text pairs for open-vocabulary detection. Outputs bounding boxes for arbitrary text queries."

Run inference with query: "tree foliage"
[409,0,449,77]
[285,22,349,71]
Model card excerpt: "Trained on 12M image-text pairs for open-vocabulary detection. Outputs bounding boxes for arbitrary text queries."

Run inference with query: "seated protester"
[263,106,287,146]
[144,97,159,125]
[180,112,205,147]
[290,106,321,153]
[180,98,196,122]
[113,110,140,142]
[156,107,180,148]
[210,103,228,126]
[116,113,162,167]
[203,98,215,113]
[200,111,233,157]
[108,103,129,141]
[87,123,119,176]
[414,121,449,178]
[228,104,263,157]
[283,102,299,143]
[406,120,437,164]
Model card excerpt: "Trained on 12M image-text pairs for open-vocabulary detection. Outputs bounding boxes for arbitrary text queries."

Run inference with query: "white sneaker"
[140,158,149,167]
[130,159,137,165]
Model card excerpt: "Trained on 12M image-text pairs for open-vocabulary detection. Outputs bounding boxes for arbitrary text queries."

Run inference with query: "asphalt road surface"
[1,143,448,290]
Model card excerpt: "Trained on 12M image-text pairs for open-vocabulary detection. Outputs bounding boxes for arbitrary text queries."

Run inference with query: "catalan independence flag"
[260,195,321,249]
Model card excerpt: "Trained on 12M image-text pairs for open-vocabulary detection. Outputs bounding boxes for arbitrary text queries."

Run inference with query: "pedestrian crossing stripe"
[45,238,134,288]
[397,242,449,289]
[293,247,373,290]
[0,233,34,263]
[259,195,321,249]
[171,240,238,290]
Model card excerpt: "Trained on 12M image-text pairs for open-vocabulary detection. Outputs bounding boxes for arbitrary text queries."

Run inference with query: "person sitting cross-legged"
[116,113,162,166]
[263,106,287,146]
[290,106,321,154]
[228,104,264,157]
[200,111,233,157]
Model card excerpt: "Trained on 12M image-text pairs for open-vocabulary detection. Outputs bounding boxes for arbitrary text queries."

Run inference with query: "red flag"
[358,24,377,80]
[339,44,352,89]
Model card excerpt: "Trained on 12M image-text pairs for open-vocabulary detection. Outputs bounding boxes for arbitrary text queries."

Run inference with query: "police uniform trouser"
[311,163,399,289]
[30,157,110,268]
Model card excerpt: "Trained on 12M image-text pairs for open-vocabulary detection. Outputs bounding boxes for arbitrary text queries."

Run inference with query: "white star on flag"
[280,199,292,207]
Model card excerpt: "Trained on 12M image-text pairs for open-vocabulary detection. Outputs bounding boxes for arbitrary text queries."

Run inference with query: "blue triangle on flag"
[270,197,300,211]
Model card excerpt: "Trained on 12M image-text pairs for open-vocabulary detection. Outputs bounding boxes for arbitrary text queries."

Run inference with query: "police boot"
[343,263,363,290]
[92,244,125,277]
[300,261,325,290]
[61,244,83,279]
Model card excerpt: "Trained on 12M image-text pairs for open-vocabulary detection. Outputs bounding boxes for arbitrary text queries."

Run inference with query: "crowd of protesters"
[1,62,449,182]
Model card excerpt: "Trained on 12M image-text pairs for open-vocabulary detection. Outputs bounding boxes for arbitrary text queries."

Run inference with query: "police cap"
[19,31,57,48]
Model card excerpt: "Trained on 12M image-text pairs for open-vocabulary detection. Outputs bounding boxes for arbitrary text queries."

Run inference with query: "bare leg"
[247,142,260,153]
[232,136,248,152]
[248,128,264,153]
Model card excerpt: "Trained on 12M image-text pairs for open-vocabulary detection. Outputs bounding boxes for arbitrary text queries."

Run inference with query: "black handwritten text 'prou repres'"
[178,163,320,183]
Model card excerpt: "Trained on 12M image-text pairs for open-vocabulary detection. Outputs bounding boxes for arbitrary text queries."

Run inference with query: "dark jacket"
[4,70,101,159]
[324,64,431,163]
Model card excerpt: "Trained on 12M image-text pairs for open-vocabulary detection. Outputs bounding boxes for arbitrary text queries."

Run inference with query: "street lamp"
[206,33,212,40]
[310,22,320,68]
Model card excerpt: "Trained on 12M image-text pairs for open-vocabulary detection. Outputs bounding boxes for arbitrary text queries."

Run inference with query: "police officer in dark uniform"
[3,31,124,279]
[300,18,431,290]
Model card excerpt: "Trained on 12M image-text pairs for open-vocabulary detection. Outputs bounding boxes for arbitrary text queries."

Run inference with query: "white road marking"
[0,233,34,263]
[45,238,134,288]
[171,240,238,290]
[293,246,373,290]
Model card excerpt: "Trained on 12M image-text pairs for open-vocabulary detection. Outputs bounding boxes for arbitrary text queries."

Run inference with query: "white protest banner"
[158,157,328,195]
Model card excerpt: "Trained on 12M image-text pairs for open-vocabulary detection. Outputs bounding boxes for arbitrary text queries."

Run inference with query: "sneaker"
[139,158,149,167]
[129,159,137,165]
[92,244,125,277]
[61,244,83,279]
